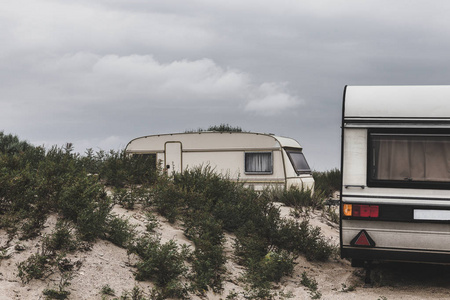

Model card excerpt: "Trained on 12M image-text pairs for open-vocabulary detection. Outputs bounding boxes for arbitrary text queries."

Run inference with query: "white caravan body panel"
[341,85,450,264]
[126,132,314,191]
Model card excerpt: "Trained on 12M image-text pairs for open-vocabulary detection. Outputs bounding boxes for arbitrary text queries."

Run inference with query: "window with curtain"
[245,152,273,174]
[368,131,450,188]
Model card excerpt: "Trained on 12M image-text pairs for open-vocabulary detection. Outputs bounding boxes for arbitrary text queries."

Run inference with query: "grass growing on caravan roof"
[0,132,336,299]
[185,123,244,133]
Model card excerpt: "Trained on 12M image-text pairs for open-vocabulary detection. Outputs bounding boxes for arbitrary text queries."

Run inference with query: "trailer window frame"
[244,151,273,175]
[285,148,312,175]
[367,128,450,190]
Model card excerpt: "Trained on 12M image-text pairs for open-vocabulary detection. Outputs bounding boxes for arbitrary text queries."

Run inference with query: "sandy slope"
[2,204,450,299]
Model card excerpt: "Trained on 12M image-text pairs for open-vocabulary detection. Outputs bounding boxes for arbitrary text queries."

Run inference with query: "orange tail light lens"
[343,204,352,216]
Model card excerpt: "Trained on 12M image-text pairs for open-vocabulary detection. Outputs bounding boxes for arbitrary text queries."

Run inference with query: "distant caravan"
[125,132,314,191]
[340,86,450,276]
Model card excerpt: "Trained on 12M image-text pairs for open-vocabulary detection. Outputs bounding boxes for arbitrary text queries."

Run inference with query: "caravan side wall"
[181,148,287,189]
[341,86,450,264]
[126,132,315,191]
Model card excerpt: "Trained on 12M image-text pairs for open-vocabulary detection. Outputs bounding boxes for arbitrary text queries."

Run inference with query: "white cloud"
[4,52,300,115]
[245,83,301,116]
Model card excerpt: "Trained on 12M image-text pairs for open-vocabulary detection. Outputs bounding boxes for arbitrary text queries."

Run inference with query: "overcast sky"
[2,0,450,170]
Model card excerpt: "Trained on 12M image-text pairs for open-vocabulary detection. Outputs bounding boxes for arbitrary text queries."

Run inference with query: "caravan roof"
[344,85,450,121]
[125,132,303,153]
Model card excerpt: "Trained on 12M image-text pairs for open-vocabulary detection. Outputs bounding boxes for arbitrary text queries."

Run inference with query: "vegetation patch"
[0,131,338,299]
[128,235,190,299]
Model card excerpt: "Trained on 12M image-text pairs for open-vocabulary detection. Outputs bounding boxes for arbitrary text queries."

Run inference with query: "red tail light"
[343,204,379,218]
[370,205,379,218]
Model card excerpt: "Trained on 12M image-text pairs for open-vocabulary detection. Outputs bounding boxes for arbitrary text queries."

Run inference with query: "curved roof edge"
[125,131,302,150]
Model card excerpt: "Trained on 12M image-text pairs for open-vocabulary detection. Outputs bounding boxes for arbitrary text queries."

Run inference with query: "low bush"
[112,185,152,210]
[1,131,340,299]
[128,235,190,299]
[261,186,326,212]
[42,288,70,300]
[145,212,160,233]
[104,214,136,248]
[152,178,184,223]
[301,271,322,299]
[17,253,50,283]
[313,169,341,197]
[185,212,226,293]
[42,256,77,300]
[101,284,116,296]
[42,221,77,254]
[245,250,295,288]
[0,135,115,244]
[185,124,244,133]
[85,150,157,188]
[276,219,335,261]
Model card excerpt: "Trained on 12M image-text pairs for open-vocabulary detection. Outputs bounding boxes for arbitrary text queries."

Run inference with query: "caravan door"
[165,142,182,173]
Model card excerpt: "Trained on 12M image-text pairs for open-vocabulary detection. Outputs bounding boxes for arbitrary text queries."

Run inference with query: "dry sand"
[2,204,450,299]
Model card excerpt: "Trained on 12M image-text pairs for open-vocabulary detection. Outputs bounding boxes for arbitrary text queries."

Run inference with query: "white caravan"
[125,132,314,191]
[340,85,450,272]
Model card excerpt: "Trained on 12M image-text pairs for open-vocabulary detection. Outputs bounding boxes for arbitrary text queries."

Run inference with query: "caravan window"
[368,129,450,189]
[286,150,311,174]
[245,152,273,174]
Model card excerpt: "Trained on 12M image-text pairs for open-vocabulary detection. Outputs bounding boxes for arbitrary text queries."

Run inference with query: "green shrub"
[101,284,115,296]
[276,219,335,261]
[152,178,184,223]
[261,186,325,211]
[112,187,131,208]
[301,271,322,299]
[75,198,111,242]
[55,175,111,241]
[313,169,341,197]
[112,185,152,210]
[169,166,335,291]
[42,259,74,300]
[184,212,226,293]
[129,236,189,298]
[207,124,243,132]
[246,250,295,287]
[104,214,136,247]
[324,206,339,224]
[145,212,160,233]
[42,289,70,300]
[17,253,50,283]
[19,212,47,239]
[0,131,34,155]
[42,221,77,253]
[185,124,244,133]
[0,138,115,244]
[234,200,282,262]
[92,150,157,188]
[2,131,338,297]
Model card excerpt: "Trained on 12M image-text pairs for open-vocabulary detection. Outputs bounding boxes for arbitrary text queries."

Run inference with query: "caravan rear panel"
[341,86,450,264]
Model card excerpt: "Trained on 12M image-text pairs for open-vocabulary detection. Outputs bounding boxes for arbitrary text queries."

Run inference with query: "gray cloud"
[2,0,450,170]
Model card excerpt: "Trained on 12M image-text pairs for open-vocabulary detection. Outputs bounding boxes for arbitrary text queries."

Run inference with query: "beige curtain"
[374,136,450,182]
[245,153,272,173]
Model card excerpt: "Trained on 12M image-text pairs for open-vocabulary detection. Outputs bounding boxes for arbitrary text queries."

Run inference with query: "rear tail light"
[343,204,379,218]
